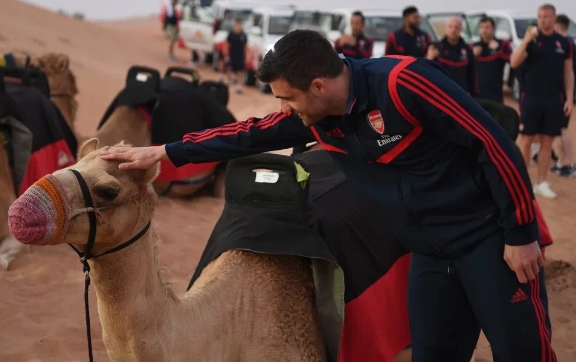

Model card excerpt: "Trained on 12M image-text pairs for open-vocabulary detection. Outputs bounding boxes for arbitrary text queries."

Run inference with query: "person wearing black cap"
[385,6,432,58]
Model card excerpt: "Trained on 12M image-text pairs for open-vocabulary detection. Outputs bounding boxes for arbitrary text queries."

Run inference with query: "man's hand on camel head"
[100,145,167,170]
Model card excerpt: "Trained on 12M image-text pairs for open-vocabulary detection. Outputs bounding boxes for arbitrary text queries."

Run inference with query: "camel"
[94,98,224,199]
[7,52,79,134]
[7,138,327,362]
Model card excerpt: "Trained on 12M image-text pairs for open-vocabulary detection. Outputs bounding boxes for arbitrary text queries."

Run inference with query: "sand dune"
[0,0,575,360]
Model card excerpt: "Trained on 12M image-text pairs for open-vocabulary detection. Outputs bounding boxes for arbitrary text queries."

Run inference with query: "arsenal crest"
[367,110,384,134]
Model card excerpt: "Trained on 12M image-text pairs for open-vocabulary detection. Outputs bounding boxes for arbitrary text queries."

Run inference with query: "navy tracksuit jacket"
[166,56,538,256]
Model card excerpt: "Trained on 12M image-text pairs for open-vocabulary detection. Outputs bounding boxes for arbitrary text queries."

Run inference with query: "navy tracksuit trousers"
[408,230,555,362]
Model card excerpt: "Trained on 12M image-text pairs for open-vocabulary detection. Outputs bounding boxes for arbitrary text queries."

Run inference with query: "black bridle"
[67,169,151,362]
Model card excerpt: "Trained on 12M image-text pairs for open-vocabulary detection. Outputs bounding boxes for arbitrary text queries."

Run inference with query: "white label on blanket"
[136,73,149,82]
[254,171,279,183]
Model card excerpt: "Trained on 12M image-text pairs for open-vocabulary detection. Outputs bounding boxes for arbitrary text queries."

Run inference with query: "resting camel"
[7,138,326,362]
[6,52,79,134]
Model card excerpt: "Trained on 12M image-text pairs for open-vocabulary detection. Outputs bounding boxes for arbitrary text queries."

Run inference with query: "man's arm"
[164,112,316,166]
[500,39,513,62]
[395,59,538,245]
[564,39,574,103]
[385,32,399,55]
[466,46,476,96]
[510,38,532,68]
[334,38,344,54]
[359,38,374,58]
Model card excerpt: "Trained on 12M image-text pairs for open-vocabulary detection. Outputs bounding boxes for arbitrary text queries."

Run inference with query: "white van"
[328,8,439,58]
[288,8,334,38]
[178,0,216,62]
[427,10,576,100]
[243,5,295,92]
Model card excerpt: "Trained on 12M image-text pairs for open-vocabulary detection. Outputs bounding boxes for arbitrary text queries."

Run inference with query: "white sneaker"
[533,181,557,199]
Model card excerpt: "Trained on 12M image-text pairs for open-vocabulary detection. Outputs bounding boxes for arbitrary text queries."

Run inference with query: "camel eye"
[93,186,120,201]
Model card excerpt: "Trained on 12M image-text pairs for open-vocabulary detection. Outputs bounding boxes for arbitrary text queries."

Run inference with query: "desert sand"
[0,0,575,361]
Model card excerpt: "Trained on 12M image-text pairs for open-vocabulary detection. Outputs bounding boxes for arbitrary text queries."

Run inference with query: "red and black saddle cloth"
[97,65,236,185]
[0,66,76,196]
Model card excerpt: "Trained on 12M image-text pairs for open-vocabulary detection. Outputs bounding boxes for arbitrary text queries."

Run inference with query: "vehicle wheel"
[258,80,271,94]
[245,70,256,86]
[512,78,520,101]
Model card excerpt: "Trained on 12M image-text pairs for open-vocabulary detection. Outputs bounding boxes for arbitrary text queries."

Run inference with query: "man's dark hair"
[556,14,570,29]
[402,6,418,18]
[257,30,344,91]
[352,11,365,24]
[479,16,495,28]
[235,18,243,23]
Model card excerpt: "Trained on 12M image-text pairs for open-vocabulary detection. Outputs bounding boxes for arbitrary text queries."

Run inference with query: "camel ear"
[77,138,99,159]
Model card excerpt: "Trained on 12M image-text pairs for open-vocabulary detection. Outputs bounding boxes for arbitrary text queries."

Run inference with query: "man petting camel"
[101,30,555,362]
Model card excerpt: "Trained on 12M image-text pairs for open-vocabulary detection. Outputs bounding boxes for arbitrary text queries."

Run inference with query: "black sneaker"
[559,165,575,177]
[550,163,561,172]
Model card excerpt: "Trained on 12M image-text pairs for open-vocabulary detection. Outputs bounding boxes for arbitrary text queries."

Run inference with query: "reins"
[66,169,151,362]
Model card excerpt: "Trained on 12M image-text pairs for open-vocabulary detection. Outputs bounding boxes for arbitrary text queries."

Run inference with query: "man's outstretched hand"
[100,145,168,170]
[504,241,544,284]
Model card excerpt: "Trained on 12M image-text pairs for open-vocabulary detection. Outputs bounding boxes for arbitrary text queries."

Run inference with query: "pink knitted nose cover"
[8,174,71,245]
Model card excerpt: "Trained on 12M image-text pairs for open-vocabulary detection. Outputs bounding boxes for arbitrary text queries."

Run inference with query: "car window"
[420,18,439,41]
[363,16,403,41]
[219,9,252,32]
[568,20,576,39]
[514,18,537,39]
[184,4,213,24]
[330,14,344,32]
[268,16,292,35]
[290,11,332,35]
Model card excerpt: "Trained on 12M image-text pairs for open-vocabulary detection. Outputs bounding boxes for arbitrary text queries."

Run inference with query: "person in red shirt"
[334,11,374,59]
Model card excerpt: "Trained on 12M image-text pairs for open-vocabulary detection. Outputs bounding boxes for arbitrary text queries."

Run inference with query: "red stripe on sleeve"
[398,69,534,225]
[182,112,287,144]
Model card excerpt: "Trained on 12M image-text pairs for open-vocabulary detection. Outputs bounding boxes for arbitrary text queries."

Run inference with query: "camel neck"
[87,218,239,361]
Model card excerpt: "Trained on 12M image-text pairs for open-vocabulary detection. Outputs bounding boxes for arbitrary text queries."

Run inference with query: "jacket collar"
[340,55,368,115]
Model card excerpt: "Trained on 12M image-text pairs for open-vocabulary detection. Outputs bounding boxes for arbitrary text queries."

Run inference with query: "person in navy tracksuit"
[334,11,374,59]
[472,16,513,103]
[385,6,432,58]
[429,17,476,96]
[102,30,555,362]
[511,4,574,199]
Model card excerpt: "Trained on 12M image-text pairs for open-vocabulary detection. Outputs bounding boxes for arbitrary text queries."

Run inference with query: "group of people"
[161,0,248,94]
[334,4,575,194]
[134,3,572,361]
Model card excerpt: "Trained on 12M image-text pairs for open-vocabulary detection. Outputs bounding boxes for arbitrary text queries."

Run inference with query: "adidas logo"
[326,127,344,137]
[511,288,528,303]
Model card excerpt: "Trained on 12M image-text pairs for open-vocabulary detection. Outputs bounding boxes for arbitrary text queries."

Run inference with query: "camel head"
[9,52,79,130]
[7,138,159,253]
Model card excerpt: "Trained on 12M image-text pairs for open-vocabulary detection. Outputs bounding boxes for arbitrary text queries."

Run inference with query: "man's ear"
[77,138,99,159]
[310,78,326,93]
